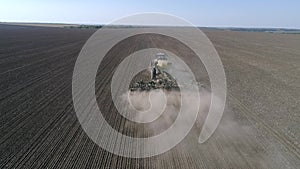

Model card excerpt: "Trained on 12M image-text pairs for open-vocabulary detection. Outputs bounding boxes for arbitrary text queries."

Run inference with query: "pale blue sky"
[0,0,299,28]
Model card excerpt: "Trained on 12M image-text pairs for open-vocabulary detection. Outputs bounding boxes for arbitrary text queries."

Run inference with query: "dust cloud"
[120,88,212,135]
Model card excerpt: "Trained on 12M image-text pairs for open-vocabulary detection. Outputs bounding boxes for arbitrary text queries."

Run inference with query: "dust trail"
[120,89,294,168]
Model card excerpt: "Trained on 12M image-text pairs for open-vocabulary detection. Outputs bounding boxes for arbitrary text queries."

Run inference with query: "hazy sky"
[0,0,299,28]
